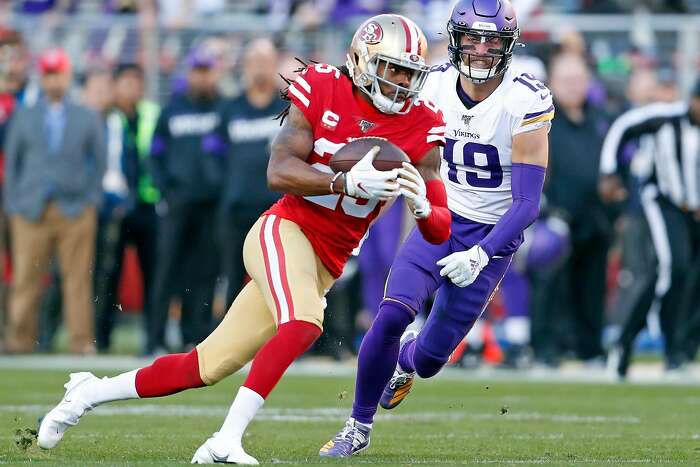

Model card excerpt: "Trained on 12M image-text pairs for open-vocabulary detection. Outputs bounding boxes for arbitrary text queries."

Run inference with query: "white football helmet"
[346,14,430,115]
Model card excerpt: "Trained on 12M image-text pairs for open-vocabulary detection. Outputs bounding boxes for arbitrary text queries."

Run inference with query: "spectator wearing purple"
[147,46,226,354]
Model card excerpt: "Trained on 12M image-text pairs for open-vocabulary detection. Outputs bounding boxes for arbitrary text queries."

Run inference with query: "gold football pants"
[196,214,335,385]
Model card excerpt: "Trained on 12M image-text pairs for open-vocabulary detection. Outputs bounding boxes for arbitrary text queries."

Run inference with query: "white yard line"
[0,404,640,424]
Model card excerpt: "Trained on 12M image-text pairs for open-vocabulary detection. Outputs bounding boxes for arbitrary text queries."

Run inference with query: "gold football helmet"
[347,14,430,115]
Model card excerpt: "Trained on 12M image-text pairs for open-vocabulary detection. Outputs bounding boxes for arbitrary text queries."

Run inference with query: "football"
[329,137,410,172]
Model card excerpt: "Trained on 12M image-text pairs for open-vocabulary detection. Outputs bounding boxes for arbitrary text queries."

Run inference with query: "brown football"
[329,137,410,173]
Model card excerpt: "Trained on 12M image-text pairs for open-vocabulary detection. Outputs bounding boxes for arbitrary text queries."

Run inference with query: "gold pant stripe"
[259,214,295,324]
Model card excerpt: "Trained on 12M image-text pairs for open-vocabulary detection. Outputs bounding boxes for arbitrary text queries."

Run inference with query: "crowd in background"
[0,1,699,380]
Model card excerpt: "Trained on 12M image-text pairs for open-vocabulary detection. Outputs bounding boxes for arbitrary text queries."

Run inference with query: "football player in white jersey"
[321,0,552,457]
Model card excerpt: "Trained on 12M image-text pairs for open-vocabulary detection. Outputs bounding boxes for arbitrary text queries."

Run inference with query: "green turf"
[1,369,700,466]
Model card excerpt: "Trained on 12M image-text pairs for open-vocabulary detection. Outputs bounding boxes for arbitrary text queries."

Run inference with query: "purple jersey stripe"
[523,104,555,120]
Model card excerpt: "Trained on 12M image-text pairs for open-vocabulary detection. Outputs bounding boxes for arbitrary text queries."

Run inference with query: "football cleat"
[319,417,371,458]
[191,434,259,465]
[38,372,98,449]
[380,330,417,409]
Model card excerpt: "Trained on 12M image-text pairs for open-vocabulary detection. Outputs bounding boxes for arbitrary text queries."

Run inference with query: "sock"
[217,386,265,444]
[398,338,417,373]
[351,300,413,425]
[85,369,140,406]
[134,349,205,398]
[243,320,321,399]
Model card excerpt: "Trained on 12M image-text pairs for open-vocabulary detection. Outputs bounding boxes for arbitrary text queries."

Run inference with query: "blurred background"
[1,0,700,383]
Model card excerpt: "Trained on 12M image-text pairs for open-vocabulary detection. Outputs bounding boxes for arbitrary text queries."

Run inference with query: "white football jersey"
[421,63,554,224]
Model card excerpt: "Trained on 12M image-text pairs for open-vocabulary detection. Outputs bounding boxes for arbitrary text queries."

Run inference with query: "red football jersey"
[266,64,445,278]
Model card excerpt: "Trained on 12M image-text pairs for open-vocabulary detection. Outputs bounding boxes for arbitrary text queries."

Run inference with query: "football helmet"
[447,0,520,83]
[347,14,430,114]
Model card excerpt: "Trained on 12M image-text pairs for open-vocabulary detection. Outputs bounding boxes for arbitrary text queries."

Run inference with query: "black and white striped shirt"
[600,101,700,210]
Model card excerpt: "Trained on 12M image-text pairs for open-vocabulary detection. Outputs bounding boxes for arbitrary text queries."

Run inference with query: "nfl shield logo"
[461,115,473,127]
[359,119,375,133]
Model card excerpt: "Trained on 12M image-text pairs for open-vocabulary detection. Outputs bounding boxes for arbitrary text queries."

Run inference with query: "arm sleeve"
[416,179,451,244]
[478,163,545,257]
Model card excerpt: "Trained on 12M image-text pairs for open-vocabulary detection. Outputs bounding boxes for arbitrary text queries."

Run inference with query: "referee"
[600,80,700,378]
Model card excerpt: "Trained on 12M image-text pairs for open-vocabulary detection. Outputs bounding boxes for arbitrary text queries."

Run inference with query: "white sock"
[217,386,264,444]
[351,417,372,430]
[88,369,140,406]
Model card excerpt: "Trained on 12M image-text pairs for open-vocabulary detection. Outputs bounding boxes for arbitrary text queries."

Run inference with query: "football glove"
[344,146,400,201]
[397,162,430,219]
[436,245,489,288]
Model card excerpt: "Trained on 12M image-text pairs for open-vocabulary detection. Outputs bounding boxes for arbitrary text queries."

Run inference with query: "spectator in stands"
[625,68,659,107]
[530,52,613,366]
[15,0,76,15]
[94,64,160,354]
[216,38,284,306]
[654,66,680,103]
[0,33,18,349]
[34,67,116,352]
[142,0,226,29]
[0,30,40,106]
[3,49,105,354]
[103,0,139,14]
[148,46,225,354]
[81,67,113,114]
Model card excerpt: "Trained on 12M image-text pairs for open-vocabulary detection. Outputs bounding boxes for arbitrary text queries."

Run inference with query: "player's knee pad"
[374,299,415,340]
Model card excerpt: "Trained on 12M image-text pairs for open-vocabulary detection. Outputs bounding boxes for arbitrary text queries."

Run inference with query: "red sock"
[135,348,205,398]
[243,320,321,399]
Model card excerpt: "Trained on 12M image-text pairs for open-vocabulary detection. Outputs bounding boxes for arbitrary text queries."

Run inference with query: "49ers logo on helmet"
[360,21,383,44]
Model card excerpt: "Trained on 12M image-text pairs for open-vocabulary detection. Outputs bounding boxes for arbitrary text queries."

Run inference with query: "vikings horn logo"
[360,21,383,44]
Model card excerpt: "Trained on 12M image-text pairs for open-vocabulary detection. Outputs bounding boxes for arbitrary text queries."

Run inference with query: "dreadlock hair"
[275,58,352,125]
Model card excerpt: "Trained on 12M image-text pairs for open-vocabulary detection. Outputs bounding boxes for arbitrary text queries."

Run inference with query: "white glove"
[436,245,490,288]
[344,146,400,201]
[397,162,430,218]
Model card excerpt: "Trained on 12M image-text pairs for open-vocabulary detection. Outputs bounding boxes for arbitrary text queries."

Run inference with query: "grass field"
[2,365,700,466]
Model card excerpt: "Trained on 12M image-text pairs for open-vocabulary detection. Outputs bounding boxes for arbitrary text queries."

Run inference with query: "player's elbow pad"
[417,179,451,244]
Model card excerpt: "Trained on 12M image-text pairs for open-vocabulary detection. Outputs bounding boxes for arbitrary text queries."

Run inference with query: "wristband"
[330,172,343,194]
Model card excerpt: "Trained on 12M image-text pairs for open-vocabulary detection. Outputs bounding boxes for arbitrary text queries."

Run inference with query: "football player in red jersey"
[38,14,450,465]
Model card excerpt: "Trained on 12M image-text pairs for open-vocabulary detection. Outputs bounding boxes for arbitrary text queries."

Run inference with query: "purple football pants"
[358,200,404,317]
[351,214,517,424]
